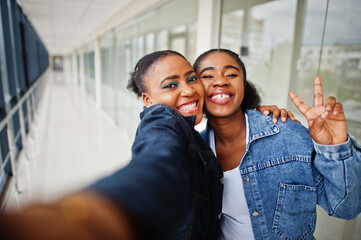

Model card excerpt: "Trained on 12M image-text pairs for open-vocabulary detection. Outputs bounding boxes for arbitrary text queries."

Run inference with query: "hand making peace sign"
[289,76,348,145]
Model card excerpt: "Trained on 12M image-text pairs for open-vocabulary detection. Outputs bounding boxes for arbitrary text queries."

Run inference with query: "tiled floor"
[1,70,360,239]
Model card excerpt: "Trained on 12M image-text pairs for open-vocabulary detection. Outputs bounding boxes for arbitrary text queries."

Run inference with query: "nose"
[213,76,229,87]
[180,83,196,97]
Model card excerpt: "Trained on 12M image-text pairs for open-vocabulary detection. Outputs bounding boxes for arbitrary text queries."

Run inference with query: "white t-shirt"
[209,114,255,240]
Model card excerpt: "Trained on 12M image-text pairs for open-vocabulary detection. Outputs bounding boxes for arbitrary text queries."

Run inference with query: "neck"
[207,109,246,145]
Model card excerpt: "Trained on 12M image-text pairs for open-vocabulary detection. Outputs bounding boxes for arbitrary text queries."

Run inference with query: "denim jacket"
[201,109,361,240]
[91,104,223,240]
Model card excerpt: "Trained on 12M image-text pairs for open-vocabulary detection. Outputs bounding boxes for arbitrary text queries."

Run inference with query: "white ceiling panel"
[17,0,132,55]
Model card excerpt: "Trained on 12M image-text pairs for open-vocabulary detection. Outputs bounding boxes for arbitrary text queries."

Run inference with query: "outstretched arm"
[0,192,135,240]
[0,106,193,239]
[289,76,347,145]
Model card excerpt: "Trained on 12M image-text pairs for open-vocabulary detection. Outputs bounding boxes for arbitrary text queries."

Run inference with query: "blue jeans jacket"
[201,109,361,240]
[91,104,223,239]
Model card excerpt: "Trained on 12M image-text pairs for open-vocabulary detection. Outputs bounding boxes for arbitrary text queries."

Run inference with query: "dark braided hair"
[193,48,261,110]
[127,50,188,97]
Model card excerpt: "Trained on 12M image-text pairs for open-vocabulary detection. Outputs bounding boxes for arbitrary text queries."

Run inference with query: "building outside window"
[220,0,361,143]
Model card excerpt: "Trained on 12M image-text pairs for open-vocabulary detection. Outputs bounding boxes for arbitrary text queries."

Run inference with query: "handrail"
[0,72,47,194]
[0,76,44,131]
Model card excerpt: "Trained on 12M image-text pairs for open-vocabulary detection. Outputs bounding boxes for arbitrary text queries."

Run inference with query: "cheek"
[200,81,211,96]
[163,94,178,106]
[195,84,205,99]
[153,93,178,107]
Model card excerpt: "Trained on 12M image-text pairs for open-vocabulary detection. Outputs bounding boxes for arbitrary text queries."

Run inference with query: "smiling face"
[142,54,205,124]
[197,51,245,118]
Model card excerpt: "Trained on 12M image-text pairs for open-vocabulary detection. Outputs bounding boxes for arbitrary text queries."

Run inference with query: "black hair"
[193,48,261,110]
[127,50,188,97]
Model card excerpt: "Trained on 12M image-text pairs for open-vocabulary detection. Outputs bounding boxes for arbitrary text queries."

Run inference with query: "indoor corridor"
[1,0,361,239]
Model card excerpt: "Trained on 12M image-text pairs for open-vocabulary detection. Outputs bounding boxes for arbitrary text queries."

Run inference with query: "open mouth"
[177,100,199,114]
[209,91,233,104]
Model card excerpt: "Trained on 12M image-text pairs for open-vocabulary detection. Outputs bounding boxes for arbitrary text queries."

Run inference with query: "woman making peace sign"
[194,48,361,240]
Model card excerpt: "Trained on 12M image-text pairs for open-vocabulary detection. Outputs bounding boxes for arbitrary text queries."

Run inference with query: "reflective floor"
[2,70,360,239]
[2,70,132,209]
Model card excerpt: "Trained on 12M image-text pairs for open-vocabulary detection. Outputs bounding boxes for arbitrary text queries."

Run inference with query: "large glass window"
[100,31,116,121]
[95,0,200,137]
[83,42,96,101]
[220,0,361,143]
[298,0,361,143]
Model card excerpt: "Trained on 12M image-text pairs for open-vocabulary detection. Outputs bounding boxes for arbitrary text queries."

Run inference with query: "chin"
[206,109,230,118]
[195,115,203,125]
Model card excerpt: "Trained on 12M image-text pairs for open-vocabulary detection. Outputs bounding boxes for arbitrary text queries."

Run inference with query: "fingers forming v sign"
[288,76,348,145]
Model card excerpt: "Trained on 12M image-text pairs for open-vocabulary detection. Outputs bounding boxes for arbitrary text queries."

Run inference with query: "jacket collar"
[245,109,279,142]
[140,104,197,128]
[202,109,279,144]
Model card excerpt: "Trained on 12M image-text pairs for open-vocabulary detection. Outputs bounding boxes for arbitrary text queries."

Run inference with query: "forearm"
[314,134,361,218]
[0,192,135,240]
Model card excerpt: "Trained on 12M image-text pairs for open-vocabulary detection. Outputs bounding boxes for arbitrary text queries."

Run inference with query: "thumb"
[309,111,328,140]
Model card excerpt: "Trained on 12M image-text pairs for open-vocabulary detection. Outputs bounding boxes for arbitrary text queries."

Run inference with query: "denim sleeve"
[90,106,192,239]
[313,134,361,219]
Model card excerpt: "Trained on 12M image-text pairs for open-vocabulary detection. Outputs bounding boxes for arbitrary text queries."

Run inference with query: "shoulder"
[141,104,183,121]
[138,104,195,139]
[247,109,311,141]
[275,115,309,134]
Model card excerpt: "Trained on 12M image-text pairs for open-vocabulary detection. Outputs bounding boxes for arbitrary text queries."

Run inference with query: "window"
[220,0,361,142]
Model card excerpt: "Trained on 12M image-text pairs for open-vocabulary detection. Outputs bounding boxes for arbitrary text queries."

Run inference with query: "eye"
[161,81,179,89]
[200,75,214,79]
[227,73,238,78]
[187,75,198,83]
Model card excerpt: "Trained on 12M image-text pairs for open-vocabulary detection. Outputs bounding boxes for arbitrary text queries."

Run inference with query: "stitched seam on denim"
[316,149,352,160]
[240,156,312,174]
[314,174,323,187]
[274,226,314,240]
[250,128,278,142]
[278,207,316,216]
[282,183,317,191]
[330,159,348,216]
[185,195,199,240]
[193,172,209,200]
[273,183,286,239]
[189,145,214,172]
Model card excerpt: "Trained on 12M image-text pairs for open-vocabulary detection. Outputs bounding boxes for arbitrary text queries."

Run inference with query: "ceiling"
[17,0,132,55]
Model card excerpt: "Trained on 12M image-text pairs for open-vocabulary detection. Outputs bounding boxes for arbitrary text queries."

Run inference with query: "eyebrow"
[160,75,179,84]
[199,65,240,75]
[185,70,196,76]
[199,67,215,75]
[160,69,195,84]
[160,70,196,84]
[224,65,240,72]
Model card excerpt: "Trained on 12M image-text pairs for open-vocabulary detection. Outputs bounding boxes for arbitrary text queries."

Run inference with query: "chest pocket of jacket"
[273,183,317,240]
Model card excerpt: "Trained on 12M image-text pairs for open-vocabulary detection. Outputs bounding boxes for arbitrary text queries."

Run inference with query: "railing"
[0,74,47,195]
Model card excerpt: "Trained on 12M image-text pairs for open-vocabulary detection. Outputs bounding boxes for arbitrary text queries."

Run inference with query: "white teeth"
[211,94,230,100]
[179,102,196,111]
